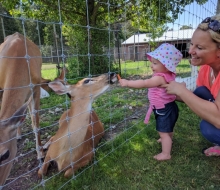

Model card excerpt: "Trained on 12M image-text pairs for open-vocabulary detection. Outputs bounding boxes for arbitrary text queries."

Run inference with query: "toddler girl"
[119,43,182,161]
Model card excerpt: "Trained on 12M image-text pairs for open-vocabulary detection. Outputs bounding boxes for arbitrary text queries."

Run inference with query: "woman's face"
[189,29,220,67]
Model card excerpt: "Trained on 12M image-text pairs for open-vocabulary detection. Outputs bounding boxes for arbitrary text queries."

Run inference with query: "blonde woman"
[163,15,220,156]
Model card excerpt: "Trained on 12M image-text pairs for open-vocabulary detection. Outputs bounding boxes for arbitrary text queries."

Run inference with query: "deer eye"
[84,79,91,84]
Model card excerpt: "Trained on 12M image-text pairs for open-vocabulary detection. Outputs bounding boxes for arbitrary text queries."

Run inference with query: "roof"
[122,29,195,45]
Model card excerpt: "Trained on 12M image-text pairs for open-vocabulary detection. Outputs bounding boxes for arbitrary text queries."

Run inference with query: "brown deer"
[0,98,31,185]
[38,73,117,178]
[0,33,43,185]
[40,66,69,92]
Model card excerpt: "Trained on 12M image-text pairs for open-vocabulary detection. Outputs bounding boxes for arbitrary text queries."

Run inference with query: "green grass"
[37,60,220,190]
[120,59,192,78]
[41,63,58,80]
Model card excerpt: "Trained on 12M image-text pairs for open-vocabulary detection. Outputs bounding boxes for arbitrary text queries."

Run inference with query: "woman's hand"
[119,79,129,87]
[162,81,187,96]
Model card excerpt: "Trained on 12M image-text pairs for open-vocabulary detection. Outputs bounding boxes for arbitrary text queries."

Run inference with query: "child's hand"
[119,79,128,87]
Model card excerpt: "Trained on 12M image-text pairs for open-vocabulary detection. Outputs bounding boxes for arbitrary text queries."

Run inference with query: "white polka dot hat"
[146,43,183,73]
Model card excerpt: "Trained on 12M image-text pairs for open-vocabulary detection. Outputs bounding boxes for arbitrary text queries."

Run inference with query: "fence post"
[53,24,60,67]
[51,46,53,63]
[1,17,5,39]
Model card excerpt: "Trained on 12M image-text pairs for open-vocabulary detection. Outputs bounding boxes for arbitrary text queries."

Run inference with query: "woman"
[163,14,220,156]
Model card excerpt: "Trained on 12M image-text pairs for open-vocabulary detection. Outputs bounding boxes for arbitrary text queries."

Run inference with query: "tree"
[1,0,208,33]
[0,0,208,76]
[179,25,193,30]
[0,4,45,45]
[0,5,20,42]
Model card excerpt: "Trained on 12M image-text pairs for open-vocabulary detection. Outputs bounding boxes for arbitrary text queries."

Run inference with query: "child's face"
[150,58,169,73]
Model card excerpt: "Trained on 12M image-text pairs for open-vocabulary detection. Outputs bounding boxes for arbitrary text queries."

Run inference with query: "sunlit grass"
[120,59,192,78]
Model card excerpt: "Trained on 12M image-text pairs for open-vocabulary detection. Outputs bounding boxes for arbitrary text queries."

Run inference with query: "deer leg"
[38,155,51,178]
[70,151,93,177]
[64,167,74,178]
[29,87,44,159]
[43,136,54,150]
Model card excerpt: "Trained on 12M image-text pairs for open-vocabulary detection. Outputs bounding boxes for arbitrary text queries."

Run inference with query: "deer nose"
[109,72,116,77]
[108,72,117,84]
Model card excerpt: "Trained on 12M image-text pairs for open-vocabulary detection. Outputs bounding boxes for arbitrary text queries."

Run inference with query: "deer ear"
[1,99,29,129]
[49,81,70,95]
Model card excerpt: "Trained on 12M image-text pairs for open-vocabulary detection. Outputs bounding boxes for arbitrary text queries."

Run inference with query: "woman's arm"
[163,81,220,128]
[175,95,183,102]
[119,76,167,89]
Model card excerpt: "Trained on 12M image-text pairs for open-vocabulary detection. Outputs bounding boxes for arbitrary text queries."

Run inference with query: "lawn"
[37,60,220,190]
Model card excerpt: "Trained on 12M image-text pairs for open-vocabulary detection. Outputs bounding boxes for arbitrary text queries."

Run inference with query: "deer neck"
[58,97,93,149]
[68,97,93,123]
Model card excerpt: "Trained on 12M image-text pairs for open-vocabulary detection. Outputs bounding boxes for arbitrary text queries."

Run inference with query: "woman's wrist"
[176,85,187,97]
[127,81,129,87]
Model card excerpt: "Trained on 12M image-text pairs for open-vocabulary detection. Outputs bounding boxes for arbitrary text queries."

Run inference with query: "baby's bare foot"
[153,153,171,161]
[157,138,161,143]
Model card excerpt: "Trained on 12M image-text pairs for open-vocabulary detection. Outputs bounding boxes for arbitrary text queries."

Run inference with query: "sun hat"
[146,43,183,73]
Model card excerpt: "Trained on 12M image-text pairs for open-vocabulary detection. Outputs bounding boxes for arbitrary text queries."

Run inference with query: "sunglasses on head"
[201,17,220,33]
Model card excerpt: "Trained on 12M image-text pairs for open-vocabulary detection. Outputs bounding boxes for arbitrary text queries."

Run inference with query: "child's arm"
[119,76,167,89]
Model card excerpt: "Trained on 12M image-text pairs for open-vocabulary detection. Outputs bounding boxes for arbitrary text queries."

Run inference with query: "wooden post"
[1,17,5,39]
[53,24,60,68]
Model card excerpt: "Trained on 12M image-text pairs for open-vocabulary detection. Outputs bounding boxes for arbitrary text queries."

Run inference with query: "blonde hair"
[197,14,220,45]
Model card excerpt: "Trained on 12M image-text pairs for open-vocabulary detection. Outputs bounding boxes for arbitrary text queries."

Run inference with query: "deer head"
[49,72,117,101]
[0,99,30,185]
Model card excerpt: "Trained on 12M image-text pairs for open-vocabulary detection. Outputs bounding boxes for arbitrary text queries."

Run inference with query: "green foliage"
[180,24,193,30]
[0,5,20,42]
[0,4,45,45]
[66,57,81,78]
[63,25,118,78]
[1,0,209,49]
[43,24,61,46]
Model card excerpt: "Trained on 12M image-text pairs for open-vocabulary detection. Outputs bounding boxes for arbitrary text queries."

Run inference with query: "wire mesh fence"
[0,0,218,189]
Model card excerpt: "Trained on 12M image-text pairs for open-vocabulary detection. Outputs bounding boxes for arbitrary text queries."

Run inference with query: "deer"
[38,73,117,178]
[40,66,69,93]
[0,32,43,185]
[0,98,31,186]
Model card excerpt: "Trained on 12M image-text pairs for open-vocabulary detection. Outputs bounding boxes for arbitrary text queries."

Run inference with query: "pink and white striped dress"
[144,72,176,124]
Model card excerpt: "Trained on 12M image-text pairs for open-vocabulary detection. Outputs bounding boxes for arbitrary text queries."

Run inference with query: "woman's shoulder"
[199,65,209,71]
[198,65,210,76]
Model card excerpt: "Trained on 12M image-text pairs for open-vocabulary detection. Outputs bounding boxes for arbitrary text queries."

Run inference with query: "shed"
[121,29,195,61]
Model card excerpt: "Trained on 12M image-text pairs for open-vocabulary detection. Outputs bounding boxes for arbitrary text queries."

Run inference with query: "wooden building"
[121,29,195,61]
